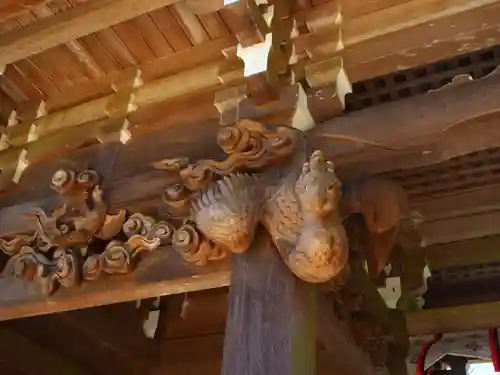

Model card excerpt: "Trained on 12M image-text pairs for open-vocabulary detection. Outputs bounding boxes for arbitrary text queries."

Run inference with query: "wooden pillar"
[222,228,316,375]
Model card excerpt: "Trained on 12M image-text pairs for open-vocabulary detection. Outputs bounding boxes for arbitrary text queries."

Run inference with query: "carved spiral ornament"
[122,213,174,245]
[172,222,226,266]
[51,168,76,194]
[2,245,83,295]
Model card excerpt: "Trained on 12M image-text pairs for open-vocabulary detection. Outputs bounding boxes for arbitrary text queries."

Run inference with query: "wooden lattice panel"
[381,148,500,200]
[346,45,500,112]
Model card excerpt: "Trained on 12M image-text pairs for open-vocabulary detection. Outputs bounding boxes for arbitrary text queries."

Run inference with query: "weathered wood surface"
[425,235,500,269]
[0,324,89,375]
[0,247,230,321]
[309,68,500,177]
[340,2,500,81]
[4,69,500,236]
[0,0,192,66]
[221,228,317,375]
[0,0,51,23]
[317,293,376,375]
[406,302,500,336]
[2,302,158,375]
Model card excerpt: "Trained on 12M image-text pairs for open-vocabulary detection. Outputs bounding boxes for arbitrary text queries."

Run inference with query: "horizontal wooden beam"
[309,69,500,177]
[406,302,500,336]
[337,0,500,81]
[425,236,500,270]
[0,248,231,321]
[421,209,500,246]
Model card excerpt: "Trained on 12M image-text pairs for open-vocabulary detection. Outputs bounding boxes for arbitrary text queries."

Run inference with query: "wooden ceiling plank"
[45,36,234,112]
[150,6,193,52]
[30,3,104,81]
[171,2,210,45]
[131,14,175,58]
[0,0,193,66]
[95,28,138,68]
[76,33,122,74]
[199,12,230,39]
[112,21,156,63]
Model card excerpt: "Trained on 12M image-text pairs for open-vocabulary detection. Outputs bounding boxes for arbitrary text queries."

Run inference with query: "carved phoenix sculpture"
[155,119,349,283]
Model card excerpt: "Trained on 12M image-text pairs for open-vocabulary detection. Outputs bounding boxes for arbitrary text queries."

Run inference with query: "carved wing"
[192,173,264,253]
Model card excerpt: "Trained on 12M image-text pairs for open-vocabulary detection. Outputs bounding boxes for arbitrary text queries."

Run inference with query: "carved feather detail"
[192,173,264,253]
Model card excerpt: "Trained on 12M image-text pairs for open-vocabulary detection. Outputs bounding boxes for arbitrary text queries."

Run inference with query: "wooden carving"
[82,213,173,280]
[155,119,349,283]
[340,178,423,277]
[0,167,132,295]
[0,119,422,295]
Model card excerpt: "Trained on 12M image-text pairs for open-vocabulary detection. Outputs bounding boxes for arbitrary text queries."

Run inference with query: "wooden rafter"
[0,0,51,23]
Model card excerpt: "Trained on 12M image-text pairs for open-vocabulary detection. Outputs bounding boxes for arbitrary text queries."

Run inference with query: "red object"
[489,328,500,372]
[416,333,442,375]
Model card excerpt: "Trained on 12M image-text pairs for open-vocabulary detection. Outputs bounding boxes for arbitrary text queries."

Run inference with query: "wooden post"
[222,228,317,375]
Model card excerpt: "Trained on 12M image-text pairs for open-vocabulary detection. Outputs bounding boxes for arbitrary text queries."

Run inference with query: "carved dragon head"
[295,150,341,218]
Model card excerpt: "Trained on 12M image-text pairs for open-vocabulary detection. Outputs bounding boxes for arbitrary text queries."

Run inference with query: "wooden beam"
[0,325,89,375]
[422,209,500,246]
[0,0,190,66]
[406,302,500,336]
[320,0,500,81]
[0,0,51,23]
[221,228,317,375]
[308,69,500,177]
[425,236,500,269]
[0,248,231,321]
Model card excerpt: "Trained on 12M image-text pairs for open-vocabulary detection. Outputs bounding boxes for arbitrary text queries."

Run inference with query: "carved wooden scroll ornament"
[0,169,169,295]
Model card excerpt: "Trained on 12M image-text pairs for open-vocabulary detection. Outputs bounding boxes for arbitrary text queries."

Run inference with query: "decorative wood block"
[305,1,342,33]
[0,147,28,186]
[214,84,248,125]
